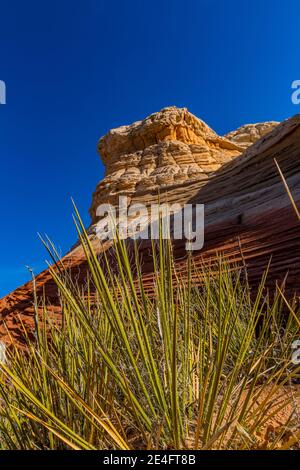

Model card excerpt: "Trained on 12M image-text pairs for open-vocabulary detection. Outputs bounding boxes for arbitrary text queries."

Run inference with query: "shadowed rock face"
[0,107,299,347]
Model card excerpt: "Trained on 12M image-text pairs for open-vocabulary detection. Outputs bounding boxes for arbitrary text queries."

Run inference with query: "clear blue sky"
[0,0,299,297]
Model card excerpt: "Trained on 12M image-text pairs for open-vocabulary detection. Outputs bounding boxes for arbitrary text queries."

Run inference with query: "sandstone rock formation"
[225,122,279,149]
[90,107,243,222]
[0,107,299,347]
[90,108,279,223]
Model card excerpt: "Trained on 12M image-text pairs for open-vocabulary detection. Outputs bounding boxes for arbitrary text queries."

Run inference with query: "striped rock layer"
[1,107,299,347]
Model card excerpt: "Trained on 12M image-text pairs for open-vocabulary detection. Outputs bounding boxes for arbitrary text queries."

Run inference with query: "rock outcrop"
[225,122,279,149]
[0,107,299,347]
[90,107,243,222]
[90,108,279,223]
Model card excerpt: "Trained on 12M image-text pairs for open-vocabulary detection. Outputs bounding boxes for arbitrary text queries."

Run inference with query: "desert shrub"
[0,209,299,450]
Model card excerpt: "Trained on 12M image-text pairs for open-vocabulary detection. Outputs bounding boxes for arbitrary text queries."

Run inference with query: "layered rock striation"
[0,107,299,347]
[224,122,279,149]
[90,107,243,221]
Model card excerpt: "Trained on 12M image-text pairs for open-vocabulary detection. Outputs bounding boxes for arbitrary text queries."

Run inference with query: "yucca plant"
[0,206,299,450]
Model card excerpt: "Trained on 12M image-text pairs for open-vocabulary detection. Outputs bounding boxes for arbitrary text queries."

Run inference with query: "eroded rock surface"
[225,122,279,149]
[1,107,299,347]
[90,107,243,222]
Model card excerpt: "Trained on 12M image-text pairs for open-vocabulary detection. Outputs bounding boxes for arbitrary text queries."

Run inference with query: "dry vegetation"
[0,205,299,450]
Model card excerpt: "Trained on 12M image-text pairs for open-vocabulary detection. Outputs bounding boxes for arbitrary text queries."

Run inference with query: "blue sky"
[0,0,299,297]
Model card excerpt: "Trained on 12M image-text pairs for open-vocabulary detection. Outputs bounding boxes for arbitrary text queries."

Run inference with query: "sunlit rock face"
[224,122,279,149]
[90,107,244,222]
[1,106,298,349]
[90,107,279,224]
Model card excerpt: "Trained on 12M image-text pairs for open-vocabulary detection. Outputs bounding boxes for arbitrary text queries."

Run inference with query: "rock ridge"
[90,107,279,223]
